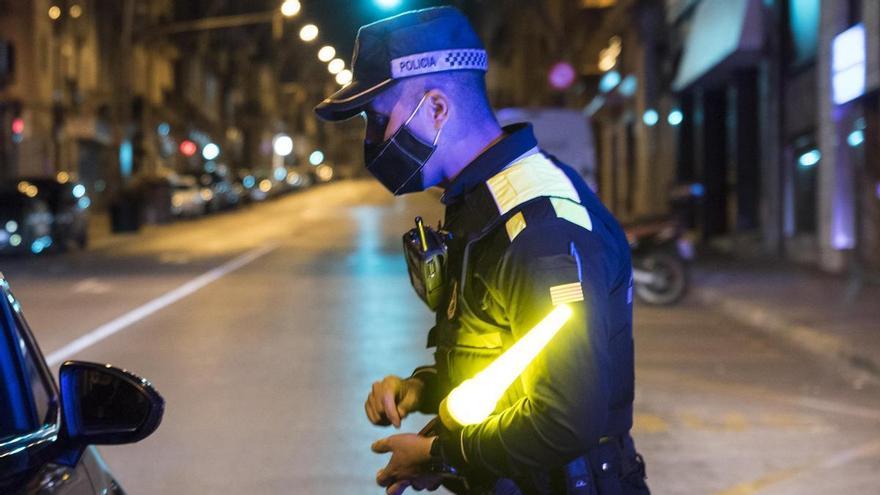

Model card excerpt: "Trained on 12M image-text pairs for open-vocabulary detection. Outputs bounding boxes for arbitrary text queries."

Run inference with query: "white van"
[497,107,598,191]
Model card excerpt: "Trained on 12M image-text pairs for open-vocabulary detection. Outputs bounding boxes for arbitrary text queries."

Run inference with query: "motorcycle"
[625,216,694,306]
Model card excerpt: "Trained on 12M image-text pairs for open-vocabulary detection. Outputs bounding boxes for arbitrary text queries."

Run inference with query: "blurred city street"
[2,181,878,494]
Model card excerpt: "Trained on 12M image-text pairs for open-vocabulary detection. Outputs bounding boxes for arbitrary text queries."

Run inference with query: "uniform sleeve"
[439,219,613,476]
[410,365,443,414]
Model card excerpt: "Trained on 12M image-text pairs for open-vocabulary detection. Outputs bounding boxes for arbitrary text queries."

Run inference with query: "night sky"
[306,0,465,62]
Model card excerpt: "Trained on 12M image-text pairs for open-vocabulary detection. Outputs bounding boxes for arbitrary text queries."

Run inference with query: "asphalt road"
[2,180,878,494]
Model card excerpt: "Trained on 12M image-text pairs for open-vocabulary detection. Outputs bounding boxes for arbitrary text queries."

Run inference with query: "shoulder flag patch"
[550,282,584,305]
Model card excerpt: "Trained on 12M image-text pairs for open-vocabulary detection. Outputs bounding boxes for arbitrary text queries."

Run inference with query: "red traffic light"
[11,117,23,135]
[179,139,197,157]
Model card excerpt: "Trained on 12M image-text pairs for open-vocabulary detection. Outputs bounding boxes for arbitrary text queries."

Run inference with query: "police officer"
[315,7,649,495]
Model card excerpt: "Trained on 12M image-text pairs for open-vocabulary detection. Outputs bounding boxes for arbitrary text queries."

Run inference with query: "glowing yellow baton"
[426,304,574,432]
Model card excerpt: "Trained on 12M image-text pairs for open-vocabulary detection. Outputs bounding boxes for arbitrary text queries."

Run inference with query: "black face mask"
[364,95,443,195]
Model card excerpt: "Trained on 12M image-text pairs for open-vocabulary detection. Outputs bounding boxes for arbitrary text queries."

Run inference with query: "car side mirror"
[59,361,164,446]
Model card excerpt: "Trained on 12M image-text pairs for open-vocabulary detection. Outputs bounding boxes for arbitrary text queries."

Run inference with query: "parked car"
[169,175,207,217]
[198,172,241,212]
[0,274,164,493]
[17,177,90,250]
[497,107,598,190]
[0,185,54,255]
[247,173,274,203]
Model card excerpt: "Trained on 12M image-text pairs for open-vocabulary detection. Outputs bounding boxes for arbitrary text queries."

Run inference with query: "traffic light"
[179,140,198,157]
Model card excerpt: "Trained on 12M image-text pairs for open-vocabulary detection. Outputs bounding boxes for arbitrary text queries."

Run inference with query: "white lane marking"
[820,438,880,469]
[46,243,278,366]
[720,439,880,494]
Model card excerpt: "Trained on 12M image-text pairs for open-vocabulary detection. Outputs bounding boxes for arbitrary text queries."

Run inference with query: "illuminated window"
[786,0,820,66]
[832,24,866,104]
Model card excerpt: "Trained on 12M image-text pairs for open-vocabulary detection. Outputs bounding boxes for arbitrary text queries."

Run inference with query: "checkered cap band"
[391,49,488,79]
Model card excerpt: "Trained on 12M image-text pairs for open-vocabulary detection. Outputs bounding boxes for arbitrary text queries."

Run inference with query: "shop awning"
[672,0,763,91]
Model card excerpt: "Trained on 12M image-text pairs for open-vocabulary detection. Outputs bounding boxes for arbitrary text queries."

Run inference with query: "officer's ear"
[423,89,450,132]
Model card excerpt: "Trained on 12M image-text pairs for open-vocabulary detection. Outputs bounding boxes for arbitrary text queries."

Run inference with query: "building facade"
[667,0,880,272]
[0,0,297,210]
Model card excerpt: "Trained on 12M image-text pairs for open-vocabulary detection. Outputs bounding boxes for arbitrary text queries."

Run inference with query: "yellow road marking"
[679,411,750,432]
[635,410,827,434]
[632,413,669,434]
[681,411,707,430]
[713,439,880,495]
[722,412,749,432]
[713,467,803,495]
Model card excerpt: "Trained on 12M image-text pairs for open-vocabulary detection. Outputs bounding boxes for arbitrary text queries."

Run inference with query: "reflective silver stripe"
[321,78,395,105]
[459,430,469,464]
[486,153,580,215]
[391,49,488,78]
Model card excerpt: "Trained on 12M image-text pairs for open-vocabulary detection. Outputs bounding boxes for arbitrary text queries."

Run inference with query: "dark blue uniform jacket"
[412,124,637,492]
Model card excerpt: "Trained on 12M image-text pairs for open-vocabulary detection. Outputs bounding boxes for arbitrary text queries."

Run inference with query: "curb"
[693,287,880,388]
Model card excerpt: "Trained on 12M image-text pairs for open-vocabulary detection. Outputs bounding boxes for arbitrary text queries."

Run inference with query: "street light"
[598,70,621,93]
[642,109,659,127]
[48,5,61,20]
[375,0,403,8]
[280,0,301,17]
[273,134,294,157]
[318,45,336,62]
[336,69,353,86]
[202,143,221,161]
[328,58,345,75]
[299,24,319,42]
[309,150,325,166]
[69,4,82,18]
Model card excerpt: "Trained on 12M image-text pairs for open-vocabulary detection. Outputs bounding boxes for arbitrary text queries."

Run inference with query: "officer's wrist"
[406,375,426,390]
[426,436,447,472]
[405,376,426,403]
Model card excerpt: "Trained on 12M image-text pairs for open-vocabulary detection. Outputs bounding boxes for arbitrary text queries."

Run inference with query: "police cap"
[314,6,487,122]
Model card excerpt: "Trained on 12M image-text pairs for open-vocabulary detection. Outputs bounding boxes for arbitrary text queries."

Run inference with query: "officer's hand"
[372,434,435,494]
[385,474,443,495]
[365,375,424,428]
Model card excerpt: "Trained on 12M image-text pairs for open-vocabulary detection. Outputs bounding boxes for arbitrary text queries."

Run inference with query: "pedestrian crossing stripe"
[550,282,584,305]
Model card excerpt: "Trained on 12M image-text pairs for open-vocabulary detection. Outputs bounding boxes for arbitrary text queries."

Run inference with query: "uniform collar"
[441,123,538,205]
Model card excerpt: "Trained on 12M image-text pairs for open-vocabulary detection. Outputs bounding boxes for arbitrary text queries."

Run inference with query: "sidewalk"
[690,253,880,388]
[87,211,136,251]
[86,210,162,252]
